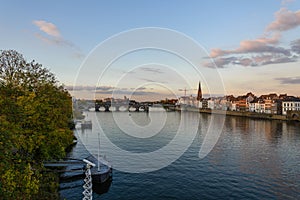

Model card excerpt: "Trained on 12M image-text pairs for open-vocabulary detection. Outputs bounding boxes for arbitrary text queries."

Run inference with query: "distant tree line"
[0,50,74,199]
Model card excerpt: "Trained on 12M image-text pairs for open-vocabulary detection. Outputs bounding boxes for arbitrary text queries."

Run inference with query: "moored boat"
[85,155,112,185]
[81,120,92,129]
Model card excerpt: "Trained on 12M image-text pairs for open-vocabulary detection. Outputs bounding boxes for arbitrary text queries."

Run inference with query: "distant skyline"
[1,0,300,100]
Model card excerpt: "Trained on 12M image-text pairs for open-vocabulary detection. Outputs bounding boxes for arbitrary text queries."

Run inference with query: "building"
[197,90,299,116]
[177,95,198,107]
[197,81,202,101]
[200,99,208,109]
[177,82,202,108]
[282,99,300,115]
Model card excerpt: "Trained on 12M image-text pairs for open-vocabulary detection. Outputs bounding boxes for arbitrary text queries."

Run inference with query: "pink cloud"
[237,33,280,51]
[209,33,282,58]
[33,20,84,58]
[267,8,300,31]
[206,7,300,68]
[33,20,60,37]
[210,48,227,58]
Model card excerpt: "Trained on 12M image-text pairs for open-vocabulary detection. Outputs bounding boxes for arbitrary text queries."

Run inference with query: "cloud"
[140,67,163,74]
[238,57,254,66]
[65,85,115,91]
[204,57,235,68]
[204,54,297,68]
[210,49,228,58]
[275,76,300,84]
[66,85,92,91]
[67,85,156,96]
[72,51,85,59]
[267,8,300,31]
[33,20,84,58]
[135,87,147,90]
[209,33,284,58]
[139,78,155,82]
[258,55,296,65]
[35,33,75,48]
[33,20,60,37]
[139,78,167,83]
[206,7,300,68]
[96,86,116,91]
[291,39,300,54]
[95,87,157,96]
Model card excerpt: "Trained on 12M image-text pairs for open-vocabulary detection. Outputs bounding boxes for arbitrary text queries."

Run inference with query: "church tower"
[197,81,202,101]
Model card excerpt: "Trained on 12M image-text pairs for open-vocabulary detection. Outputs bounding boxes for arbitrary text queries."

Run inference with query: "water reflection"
[216,115,300,199]
[93,178,112,195]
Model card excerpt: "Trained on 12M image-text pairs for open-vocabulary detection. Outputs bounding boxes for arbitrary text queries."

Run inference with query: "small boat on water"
[47,155,112,195]
[85,155,112,185]
[81,120,92,129]
[45,156,112,184]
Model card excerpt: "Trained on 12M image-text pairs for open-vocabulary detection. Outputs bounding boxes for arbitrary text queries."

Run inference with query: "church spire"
[197,81,202,101]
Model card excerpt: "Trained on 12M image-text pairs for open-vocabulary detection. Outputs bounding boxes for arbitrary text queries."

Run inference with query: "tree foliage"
[0,50,74,199]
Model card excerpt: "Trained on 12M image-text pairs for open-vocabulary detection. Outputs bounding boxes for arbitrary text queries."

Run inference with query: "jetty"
[44,156,112,195]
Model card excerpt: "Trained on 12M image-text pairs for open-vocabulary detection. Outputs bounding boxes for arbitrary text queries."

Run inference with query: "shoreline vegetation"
[0,50,74,199]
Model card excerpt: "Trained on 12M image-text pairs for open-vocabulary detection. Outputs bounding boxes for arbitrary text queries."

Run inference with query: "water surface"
[60,111,300,199]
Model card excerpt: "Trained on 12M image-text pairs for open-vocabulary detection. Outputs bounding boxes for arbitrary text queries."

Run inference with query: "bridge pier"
[144,106,149,112]
[104,105,110,112]
[95,104,100,112]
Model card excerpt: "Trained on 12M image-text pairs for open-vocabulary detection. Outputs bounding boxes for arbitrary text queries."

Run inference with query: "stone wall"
[286,110,300,121]
[199,109,288,121]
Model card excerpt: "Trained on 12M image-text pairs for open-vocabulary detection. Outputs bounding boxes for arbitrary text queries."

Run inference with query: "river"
[60,111,300,199]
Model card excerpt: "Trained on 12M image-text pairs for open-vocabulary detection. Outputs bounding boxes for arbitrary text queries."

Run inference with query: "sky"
[1,0,300,100]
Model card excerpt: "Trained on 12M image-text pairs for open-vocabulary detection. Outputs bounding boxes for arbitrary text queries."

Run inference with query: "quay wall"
[198,109,288,121]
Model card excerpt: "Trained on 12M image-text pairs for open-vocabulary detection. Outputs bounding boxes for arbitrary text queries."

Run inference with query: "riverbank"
[198,109,290,121]
[170,106,300,121]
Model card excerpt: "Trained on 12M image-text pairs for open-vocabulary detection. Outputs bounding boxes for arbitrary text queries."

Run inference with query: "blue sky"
[1,0,300,100]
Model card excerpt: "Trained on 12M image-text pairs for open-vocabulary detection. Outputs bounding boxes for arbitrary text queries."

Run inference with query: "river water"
[60,111,300,199]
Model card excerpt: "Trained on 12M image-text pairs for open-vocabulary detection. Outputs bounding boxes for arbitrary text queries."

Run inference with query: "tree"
[0,50,56,89]
[0,50,74,199]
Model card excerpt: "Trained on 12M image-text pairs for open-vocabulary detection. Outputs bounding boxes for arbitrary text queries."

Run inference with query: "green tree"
[0,50,74,199]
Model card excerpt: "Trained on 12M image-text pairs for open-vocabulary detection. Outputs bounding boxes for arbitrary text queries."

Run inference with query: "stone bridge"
[95,100,176,112]
[95,100,149,112]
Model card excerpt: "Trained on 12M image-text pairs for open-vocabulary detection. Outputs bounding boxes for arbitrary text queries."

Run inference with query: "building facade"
[282,100,300,115]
